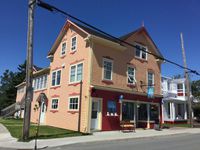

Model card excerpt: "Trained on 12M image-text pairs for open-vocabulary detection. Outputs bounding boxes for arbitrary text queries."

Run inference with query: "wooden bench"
[120,120,135,132]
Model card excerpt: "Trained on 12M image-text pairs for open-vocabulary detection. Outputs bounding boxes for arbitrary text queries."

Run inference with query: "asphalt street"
[46,133,200,150]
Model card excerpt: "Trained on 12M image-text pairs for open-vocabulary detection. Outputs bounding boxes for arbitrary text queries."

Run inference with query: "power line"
[36,0,200,77]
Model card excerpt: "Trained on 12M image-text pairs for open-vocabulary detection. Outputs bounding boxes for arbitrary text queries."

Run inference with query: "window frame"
[102,58,113,81]
[69,62,83,84]
[51,98,59,110]
[127,65,136,84]
[33,74,48,91]
[61,41,67,56]
[51,69,61,87]
[147,71,154,87]
[71,35,77,52]
[68,96,79,111]
[134,43,148,60]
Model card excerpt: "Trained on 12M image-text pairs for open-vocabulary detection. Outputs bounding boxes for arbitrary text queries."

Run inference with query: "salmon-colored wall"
[45,25,91,132]
[91,31,162,95]
[16,85,25,103]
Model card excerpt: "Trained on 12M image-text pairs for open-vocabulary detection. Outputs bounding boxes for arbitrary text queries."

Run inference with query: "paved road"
[46,133,200,150]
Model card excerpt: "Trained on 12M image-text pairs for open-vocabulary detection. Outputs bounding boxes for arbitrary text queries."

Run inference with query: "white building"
[161,76,188,123]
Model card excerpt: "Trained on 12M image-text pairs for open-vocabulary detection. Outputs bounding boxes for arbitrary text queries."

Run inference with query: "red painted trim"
[52,67,62,71]
[177,93,184,96]
[50,110,58,113]
[68,82,80,86]
[67,111,79,114]
[69,92,80,96]
[70,51,76,55]
[70,59,84,65]
[51,94,60,98]
[50,86,61,90]
[60,55,66,59]
[102,80,114,85]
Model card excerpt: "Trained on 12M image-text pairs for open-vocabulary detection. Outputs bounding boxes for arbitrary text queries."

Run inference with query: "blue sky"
[0,0,199,80]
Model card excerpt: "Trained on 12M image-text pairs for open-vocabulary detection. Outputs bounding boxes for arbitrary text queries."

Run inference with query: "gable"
[120,27,164,60]
[47,20,89,57]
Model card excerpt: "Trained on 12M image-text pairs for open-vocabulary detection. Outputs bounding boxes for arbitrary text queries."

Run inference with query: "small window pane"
[103,60,112,80]
[71,37,77,51]
[77,63,83,81]
[70,66,76,82]
[56,70,61,85]
[52,72,56,86]
[61,42,66,55]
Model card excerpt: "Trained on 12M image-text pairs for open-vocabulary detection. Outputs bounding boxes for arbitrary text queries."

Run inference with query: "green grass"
[162,123,191,128]
[0,118,85,141]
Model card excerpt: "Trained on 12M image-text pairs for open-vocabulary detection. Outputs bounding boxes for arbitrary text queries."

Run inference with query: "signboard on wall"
[147,86,154,98]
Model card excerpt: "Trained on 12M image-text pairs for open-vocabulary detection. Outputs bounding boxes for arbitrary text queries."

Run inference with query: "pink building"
[14,20,164,133]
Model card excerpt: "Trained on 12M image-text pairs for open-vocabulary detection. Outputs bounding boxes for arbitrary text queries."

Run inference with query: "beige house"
[15,20,164,133]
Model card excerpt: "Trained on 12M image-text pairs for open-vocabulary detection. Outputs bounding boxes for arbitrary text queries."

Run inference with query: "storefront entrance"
[136,103,159,128]
[91,99,102,130]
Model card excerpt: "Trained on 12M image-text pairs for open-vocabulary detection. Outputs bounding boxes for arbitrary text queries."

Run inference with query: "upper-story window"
[71,36,77,51]
[52,70,61,86]
[33,75,47,91]
[127,66,136,84]
[61,42,67,56]
[135,43,147,60]
[147,72,154,86]
[70,63,83,83]
[103,58,113,80]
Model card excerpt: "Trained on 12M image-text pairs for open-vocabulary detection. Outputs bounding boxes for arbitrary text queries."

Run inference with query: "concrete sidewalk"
[0,127,200,149]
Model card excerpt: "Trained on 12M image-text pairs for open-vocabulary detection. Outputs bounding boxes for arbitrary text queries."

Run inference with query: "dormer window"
[135,43,147,60]
[71,36,77,51]
[61,42,66,56]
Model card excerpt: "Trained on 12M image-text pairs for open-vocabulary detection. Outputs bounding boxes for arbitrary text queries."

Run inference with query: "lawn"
[0,118,84,141]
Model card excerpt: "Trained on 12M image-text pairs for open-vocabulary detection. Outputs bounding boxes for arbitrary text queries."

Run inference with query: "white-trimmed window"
[33,75,48,91]
[147,72,154,86]
[71,36,77,51]
[135,43,148,60]
[51,99,59,110]
[61,42,67,56]
[70,63,83,83]
[103,58,113,80]
[69,97,79,111]
[127,66,136,84]
[52,70,61,86]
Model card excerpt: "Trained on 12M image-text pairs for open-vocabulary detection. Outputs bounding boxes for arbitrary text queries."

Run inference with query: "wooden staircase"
[0,95,25,118]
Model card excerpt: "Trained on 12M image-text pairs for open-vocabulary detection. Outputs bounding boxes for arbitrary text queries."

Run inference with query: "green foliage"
[191,80,200,99]
[0,61,26,111]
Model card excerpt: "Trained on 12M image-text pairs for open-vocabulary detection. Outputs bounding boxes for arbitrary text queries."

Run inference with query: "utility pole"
[180,33,193,127]
[23,0,35,140]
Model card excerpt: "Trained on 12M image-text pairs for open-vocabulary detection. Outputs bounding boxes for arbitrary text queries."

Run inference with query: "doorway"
[91,99,101,130]
[40,101,46,124]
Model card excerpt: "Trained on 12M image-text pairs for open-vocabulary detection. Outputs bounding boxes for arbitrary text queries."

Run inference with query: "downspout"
[86,35,93,133]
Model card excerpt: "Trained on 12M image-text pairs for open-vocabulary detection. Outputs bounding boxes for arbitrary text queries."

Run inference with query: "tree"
[191,80,200,99]
[0,61,26,111]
